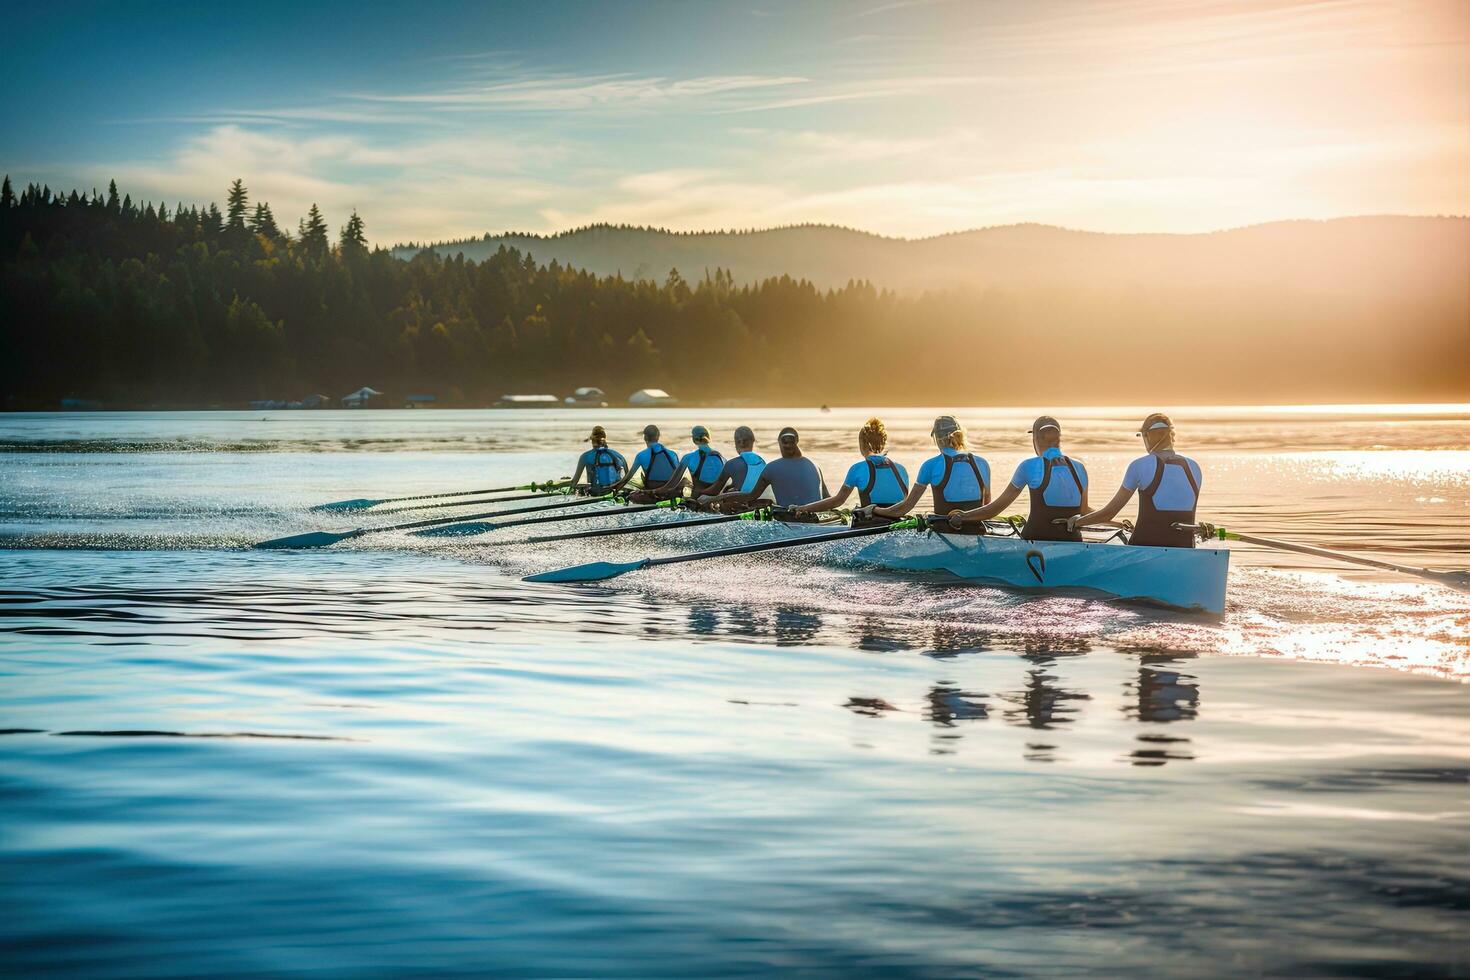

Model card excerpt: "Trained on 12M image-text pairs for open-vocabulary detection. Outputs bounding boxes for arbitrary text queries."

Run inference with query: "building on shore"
[564,387,607,407]
[628,388,677,407]
[498,394,559,408]
[341,387,384,408]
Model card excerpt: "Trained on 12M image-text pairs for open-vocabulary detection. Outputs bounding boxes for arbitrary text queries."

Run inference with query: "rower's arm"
[792,484,852,514]
[609,459,643,492]
[696,473,731,502]
[1072,485,1133,528]
[709,472,771,508]
[570,457,589,489]
[950,482,1021,524]
[873,482,927,519]
[654,461,690,494]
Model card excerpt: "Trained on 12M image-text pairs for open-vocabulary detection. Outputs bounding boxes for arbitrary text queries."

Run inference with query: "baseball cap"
[641,424,661,440]
[778,426,799,442]
[691,424,710,441]
[930,415,961,438]
[1029,415,1060,434]
[733,425,755,442]
[584,424,606,442]
[1137,413,1173,436]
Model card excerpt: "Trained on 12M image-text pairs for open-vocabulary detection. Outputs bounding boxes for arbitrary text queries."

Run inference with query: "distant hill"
[5,176,1467,408]
[393,216,1469,296]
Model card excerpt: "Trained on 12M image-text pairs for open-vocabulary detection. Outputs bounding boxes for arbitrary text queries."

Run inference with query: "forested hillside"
[398,217,1470,296]
[3,178,1467,408]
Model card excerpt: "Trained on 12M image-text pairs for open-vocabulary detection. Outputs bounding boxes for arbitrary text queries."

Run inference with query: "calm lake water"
[2,406,1467,977]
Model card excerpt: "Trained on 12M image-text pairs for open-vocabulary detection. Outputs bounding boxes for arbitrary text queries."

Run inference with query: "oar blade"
[309,498,378,513]
[525,559,650,583]
[409,521,496,538]
[1430,569,1470,591]
[254,529,357,550]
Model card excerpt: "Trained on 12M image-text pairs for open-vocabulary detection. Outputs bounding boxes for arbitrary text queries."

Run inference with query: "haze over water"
[2,405,1467,976]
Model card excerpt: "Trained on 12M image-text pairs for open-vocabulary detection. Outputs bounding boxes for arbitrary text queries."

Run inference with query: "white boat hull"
[848,530,1230,614]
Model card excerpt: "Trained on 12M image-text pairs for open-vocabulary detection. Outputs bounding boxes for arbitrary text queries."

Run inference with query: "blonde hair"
[940,428,967,451]
[858,417,887,455]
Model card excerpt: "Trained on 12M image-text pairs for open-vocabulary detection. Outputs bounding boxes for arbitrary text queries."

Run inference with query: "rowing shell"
[703,519,1230,614]
[850,531,1229,614]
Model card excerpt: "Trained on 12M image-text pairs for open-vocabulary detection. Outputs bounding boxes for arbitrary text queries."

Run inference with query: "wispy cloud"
[348,72,809,112]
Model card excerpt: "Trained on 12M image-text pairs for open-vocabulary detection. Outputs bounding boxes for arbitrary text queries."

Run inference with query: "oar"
[411,498,681,538]
[525,506,855,544]
[526,511,752,543]
[380,493,616,523]
[1180,523,1470,589]
[310,479,569,513]
[256,494,622,550]
[371,490,576,515]
[525,517,921,584]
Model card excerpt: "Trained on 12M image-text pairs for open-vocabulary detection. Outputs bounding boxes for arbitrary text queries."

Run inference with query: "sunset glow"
[4,0,1466,243]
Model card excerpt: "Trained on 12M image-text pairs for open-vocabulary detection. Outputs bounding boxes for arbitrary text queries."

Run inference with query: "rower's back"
[762,455,825,508]
[1013,449,1088,541]
[636,441,680,486]
[1124,451,1202,548]
[727,451,774,501]
[581,445,627,490]
[917,447,991,515]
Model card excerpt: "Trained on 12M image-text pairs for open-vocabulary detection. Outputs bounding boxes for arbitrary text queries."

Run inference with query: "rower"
[1067,413,1201,548]
[708,426,827,513]
[697,425,774,513]
[789,417,908,525]
[610,424,681,503]
[946,415,1088,540]
[855,415,989,529]
[570,425,628,495]
[645,425,726,503]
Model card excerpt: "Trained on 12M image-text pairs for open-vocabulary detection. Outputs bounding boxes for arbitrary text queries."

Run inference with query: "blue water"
[2,408,1467,976]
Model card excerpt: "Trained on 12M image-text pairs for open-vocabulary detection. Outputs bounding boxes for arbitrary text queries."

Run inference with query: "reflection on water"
[2,408,1468,976]
[1,556,1468,976]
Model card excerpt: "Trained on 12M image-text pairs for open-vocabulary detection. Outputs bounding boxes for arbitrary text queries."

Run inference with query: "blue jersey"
[843,455,910,507]
[680,445,726,485]
[715,452,772,499]
[1011,450,1087,507]
[578,446,627,487]
[1124,454,1201,510]
[632,443,680,486]
[916,448,991,501]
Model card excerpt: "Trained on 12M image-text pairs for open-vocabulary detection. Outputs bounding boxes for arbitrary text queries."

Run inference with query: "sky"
[3,0,1467,244]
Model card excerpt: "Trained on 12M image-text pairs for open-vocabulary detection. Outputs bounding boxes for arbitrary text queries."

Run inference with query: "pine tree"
[339,210,366,256]
[249,201,280,239]
[298,204,329,257]
[202,203,223,236]
[226,179,248,231]
[1,176,14,209]
[106,179,120,213]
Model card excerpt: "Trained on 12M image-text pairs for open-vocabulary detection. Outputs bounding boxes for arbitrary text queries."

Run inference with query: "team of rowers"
[570,413,1203,548]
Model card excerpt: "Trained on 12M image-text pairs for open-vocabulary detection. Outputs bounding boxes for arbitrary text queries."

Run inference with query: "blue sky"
[5,0,1466,243]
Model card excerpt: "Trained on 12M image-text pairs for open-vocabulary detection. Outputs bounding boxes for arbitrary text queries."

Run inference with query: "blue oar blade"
[525,559,650,583]
[254,529,359,550]
[309,498,379,513]
[409,521,497,538]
